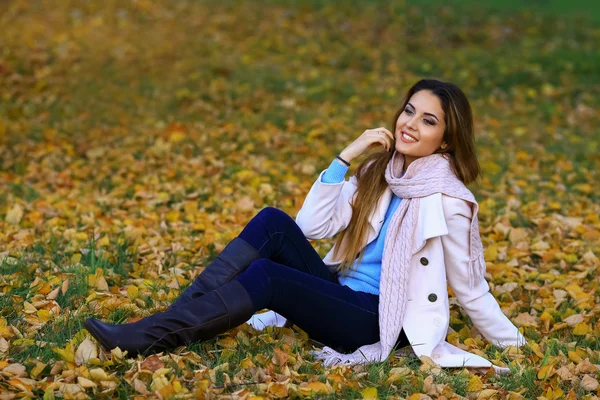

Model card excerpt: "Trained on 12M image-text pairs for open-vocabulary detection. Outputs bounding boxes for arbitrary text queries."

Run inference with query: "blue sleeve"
[321,159,349,183]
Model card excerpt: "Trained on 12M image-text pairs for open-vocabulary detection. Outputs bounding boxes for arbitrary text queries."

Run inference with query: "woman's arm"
[295,159,358,240]
[441,195,527,348]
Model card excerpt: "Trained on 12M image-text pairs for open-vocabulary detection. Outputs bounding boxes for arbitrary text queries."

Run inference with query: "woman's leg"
[85,257,408,357]
[237,258,380,353]
[173,207,335,307]
[237,207,337,282]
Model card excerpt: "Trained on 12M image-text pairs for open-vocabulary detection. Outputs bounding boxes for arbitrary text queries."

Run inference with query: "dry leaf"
[581,375,599,391]
[140,355,165,372]
[75,338,98,366]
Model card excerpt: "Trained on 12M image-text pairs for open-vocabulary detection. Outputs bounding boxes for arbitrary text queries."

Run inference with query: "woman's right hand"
[339,127,395,163]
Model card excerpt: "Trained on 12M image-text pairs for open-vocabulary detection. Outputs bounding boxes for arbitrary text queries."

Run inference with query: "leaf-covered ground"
[0,0,599,398]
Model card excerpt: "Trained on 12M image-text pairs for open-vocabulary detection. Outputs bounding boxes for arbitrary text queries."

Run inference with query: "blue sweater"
[320,159,402,295]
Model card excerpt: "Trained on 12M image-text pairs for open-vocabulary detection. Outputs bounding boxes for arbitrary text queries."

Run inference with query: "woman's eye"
[424,119,434,126]
[404,108,413,115]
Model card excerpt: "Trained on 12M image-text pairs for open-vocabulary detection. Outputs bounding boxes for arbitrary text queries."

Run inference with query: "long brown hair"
[332,79,481,273]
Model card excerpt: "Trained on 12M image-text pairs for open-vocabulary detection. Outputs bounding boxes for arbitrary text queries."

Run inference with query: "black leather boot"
[170,237,260,309]
[84,280,255,357]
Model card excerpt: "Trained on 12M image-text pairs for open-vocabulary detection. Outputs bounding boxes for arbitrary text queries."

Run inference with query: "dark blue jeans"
[235,207,408,353]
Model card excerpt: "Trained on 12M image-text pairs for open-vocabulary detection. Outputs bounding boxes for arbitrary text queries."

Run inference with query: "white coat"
[246,167,527,370]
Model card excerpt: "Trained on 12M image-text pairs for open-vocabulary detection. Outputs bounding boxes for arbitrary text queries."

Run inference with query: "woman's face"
[394,90,447,169]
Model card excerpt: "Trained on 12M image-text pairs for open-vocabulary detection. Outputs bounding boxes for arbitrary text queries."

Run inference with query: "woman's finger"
[376,137,389,151]
[378,127,395,143]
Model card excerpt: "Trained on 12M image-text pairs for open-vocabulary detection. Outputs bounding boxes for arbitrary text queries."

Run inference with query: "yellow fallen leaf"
[52,346,75,363]
[527,342,545,358]
[568,350,582,363]
[96,277,109,291]
[23,302,37,314]
[572,322,589,335]
[268,382,289,398]
[5,204,24,225]
[97,236,110,247]
[158,383,175,398]
[77,377,97,389]
[43,386,56,400]
[37,309,51,323]
[419,355,442,375]
[386,367,411,384]
[126,285,138,299]
[89,368,109,381]
[362,387,378,399]
[298,381,330,396]
[29,361,46,378]
[169,131,186,143]
[151,375,169,392]
[467,374,483,391]
[477,389,499,399]
[240,357,255,369]
[8,378,34,395]
[509,228,528,243]
[47,286,60,300]
[217,336,237,349]
[153,367,172,377]
[407,394,431,400]
[484,245,498,261]
[537,364,555,379]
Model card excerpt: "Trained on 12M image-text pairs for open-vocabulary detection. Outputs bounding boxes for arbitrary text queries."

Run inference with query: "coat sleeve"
[441,195,527,349]
[295,169,358,240]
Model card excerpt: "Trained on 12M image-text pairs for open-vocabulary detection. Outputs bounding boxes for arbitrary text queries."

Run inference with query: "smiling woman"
[84,79,526,373]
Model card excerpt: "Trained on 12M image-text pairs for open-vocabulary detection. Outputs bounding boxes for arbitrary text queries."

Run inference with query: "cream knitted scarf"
[310,151,486,367]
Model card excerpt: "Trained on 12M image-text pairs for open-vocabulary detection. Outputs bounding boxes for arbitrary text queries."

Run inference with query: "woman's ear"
[440,142,448,150]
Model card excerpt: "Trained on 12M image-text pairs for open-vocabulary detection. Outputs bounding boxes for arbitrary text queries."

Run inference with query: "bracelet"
[336,155,350,167]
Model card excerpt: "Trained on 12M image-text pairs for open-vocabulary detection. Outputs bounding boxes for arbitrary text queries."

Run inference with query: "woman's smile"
[400,130,419,143]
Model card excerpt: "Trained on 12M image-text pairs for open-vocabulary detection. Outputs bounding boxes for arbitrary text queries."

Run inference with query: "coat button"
[420,257,429,266]
[428,293,437,302]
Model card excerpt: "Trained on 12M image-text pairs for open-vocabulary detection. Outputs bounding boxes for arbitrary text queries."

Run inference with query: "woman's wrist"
[335,155,350,167]
[338,150,354,164]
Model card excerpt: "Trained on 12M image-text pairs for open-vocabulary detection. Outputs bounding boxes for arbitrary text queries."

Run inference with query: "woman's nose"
[406,117,417,130]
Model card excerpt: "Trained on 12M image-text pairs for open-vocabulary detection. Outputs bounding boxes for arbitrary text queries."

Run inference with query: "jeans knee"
[246,258,285,281]
[246,258,272,275]
[256,207,291,224]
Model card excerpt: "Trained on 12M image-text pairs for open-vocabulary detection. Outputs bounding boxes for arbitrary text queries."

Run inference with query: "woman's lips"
[400,131,418,143]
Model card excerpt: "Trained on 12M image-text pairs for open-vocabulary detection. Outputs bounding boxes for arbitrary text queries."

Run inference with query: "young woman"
[85,79,527,372]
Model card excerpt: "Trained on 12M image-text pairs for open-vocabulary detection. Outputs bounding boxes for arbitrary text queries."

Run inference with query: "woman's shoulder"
[440,194,473,219]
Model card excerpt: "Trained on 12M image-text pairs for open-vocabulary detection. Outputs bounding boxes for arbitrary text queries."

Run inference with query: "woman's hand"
[339,127,394,163]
